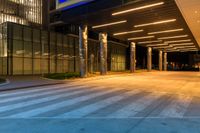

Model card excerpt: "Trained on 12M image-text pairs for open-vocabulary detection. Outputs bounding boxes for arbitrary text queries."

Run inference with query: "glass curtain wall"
[0,0,42,25]
[1,22,128,75]
[0,23,8,75]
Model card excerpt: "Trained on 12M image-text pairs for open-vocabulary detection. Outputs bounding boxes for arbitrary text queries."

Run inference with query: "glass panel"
[24,58,32,74]
[13,57,23,75]
[13,24,22,40]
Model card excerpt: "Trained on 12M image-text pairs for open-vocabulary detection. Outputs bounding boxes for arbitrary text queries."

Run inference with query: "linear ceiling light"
[158,35,188,40]
[146,44,168,47]
[164,39,191,44]
[113,30,144,36]
[138,40,162,44]
[112,2,164,16]
[153,45,173,49]
[92,20,127,29]
[171,43,194,46]
[175,46,196,49]
[148,28,184,35]
[128,36,154,41]
[134,19,176,27]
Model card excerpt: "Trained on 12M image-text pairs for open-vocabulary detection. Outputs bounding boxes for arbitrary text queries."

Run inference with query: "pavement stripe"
[0,86,108,117]
[36,89,130,117]
[6,87,127,118]
[159,95,192,118]
[0,86,105,113]
[133,95,173,117]
[184,97,200,117]
[107,93,164,118]
[85,91,150,117]
[0,84,86,100]
[0,83,84,98]
[0,85,90,104]
[56,89,141,118]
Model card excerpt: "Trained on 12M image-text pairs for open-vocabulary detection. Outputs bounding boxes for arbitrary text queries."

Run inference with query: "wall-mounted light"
[134,19,176,27]
[113,29,143,36]
[92,20,127,29]
[128,36,154,40]
[148,28,184,35]
[112,2,164,16]
[158,35,188,40]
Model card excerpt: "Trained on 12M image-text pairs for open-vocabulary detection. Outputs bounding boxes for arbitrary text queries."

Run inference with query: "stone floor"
[0,71,199,133]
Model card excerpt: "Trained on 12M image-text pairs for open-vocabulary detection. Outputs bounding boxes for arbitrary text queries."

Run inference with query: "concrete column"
[130,42,136,73]
[159,50,163,71]
[164,52,168,71]
[99,33,107,75]
[90,54,94,74]
[147,47,152,72]
[79,25,88,78]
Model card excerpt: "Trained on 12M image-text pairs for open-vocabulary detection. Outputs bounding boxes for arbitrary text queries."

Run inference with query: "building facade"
[0,22,127,75]
[0,0,42,26]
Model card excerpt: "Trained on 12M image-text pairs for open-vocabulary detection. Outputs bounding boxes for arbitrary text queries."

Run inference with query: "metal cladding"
[79,25,88,78]
[159,50,163,71]
[99,33,108,75]
[147,47,152,72]
[164,52,168,71]
[130,42,136,73]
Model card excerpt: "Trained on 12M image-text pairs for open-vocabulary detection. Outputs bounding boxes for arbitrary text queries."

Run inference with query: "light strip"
[153,45,173,49]
[148,28,184,35]
[113,30,144,36]
[158,35,188,40]
[146,44,168,47]
[128,36,154,41]
[138,40,162,44]
[175,46,196,49]
[164,39,191,44]
[92,20,127,29]
[112,2,164,16]
[134,19,176,27]
[171,43,194,46]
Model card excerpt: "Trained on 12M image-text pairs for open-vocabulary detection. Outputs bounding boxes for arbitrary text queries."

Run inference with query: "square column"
[159,50,163,71]
[79,25,88,78]
[164,52,168,71]
[147,47,152,72]
[130,42,136,73]
[99,33,107,75]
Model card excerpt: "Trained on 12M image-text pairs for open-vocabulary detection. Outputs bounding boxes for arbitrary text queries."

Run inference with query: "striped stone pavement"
[0,80,198,119]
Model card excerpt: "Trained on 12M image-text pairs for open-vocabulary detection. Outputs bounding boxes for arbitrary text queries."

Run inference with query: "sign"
[56,0,94,10]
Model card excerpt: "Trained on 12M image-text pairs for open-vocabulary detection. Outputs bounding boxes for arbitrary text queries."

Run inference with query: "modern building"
[0,0,200,76]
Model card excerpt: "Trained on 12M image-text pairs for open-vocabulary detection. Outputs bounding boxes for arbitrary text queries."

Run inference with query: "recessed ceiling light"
[138,40,162,44]
[134,19,176,27]
[164,39,191,44]
[113,30,143,36]
[158,35,188,40]
[148,28,184,35]
[128,36,154,41]
[92,20,127,29]
[112,2,164,16]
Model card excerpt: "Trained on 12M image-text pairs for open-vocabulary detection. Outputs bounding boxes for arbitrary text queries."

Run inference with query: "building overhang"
[50,0,200,52]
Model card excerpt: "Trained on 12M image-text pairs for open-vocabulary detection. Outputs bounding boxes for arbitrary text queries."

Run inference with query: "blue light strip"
[61,0,94,11]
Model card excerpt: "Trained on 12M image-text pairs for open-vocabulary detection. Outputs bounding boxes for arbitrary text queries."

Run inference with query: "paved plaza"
[0,71,200,133]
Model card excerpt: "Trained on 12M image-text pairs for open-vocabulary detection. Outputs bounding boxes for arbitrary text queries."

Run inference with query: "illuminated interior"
[0,0,42,25]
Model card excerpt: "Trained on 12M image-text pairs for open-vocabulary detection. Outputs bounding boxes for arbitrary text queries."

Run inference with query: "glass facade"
[0,22,128,75]
[0,0,42,25]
